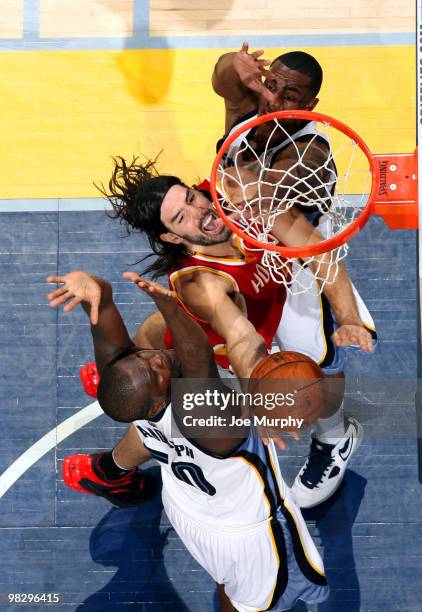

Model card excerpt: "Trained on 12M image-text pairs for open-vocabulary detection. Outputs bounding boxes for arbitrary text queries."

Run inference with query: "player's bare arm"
[224,160,373,353]
[174,269,267,379]
[218,139,332,219]
[123,271,217,380]
[112,423,153,469]
[263,139,334,208]
[132,310,167,349]
[124,272,248,456]
[47,272,152,470]
[270,210,374,352]
[212,42,274,131]
[47,271,135,372]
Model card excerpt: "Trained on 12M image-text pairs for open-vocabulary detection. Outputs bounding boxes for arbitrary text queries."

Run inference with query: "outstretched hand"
[123,272,178,304]
[233,42,275,102]
[47,272,101,324]
[258,425,300,451]
[332,324,374,352]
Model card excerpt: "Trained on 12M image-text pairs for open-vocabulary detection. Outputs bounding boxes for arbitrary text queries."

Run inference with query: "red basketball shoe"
[80,362,100,398]
[62,453,156,507]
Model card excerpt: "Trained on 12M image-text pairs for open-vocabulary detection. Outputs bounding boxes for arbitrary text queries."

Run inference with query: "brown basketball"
[248,351,326,432]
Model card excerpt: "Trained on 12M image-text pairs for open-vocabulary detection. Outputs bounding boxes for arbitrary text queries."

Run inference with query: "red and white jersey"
[165,235,286,368]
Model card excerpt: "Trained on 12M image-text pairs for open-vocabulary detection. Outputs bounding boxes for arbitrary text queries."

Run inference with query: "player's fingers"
[47,286,68,300]
[347,333,358,345]
[122,271,142,283]
[256,59,271,72]
[262,427,288,450]
[241,41,249,53]
[136,280,167,300]
[333,328,354,346]
[47,276,65,284]
[136,279,151,292]
[63,296,82,313]
[144,283,175,299]
[146,284,166,295]
[246,82,262,95]
[258,85,276,103]
[139,283,156,297]
[273,436,287,451]
[356,330,367,351]
[250,49,265,60]
[48,294,71,308]
[90,293,101,325]
[331,330,342,346]
[359,330,373,352]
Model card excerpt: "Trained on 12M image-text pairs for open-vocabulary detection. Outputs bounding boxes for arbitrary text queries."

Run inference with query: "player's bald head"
[97,350,154,422]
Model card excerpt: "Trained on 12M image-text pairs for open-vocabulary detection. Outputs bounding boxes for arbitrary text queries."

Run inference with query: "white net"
[214,114,372,295]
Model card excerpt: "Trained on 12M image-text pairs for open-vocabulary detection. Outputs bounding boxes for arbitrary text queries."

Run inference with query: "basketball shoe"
[62,452,156,507]
[80,362,100,398]
[291,416,363,509]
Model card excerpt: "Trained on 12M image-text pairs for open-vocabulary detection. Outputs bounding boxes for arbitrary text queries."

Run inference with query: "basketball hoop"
[210,110,418,294]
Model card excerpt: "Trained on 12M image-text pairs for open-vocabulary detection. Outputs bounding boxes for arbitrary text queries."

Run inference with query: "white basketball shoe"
[291,416,363,509]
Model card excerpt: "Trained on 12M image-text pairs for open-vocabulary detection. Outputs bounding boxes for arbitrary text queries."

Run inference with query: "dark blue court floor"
[0,210,421,611]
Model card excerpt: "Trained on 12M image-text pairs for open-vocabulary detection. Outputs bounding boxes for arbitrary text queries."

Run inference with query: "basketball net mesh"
[215,117,372,295]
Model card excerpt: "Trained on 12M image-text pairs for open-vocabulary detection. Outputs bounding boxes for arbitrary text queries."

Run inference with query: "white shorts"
[275,263,377,374]
[163,490,329,611]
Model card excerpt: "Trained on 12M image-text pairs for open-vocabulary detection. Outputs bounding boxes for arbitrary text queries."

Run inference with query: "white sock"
[313,401,345,445]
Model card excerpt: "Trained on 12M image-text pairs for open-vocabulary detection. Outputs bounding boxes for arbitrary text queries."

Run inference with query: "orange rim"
[210,110,377,257]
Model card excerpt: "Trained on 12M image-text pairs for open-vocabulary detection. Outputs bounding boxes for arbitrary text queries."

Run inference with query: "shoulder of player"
[175,267,233,295]
[170,268,238,322]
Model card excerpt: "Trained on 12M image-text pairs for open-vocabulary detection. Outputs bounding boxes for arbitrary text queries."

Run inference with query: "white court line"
[0,402,103,499]
[0,196,365,212]
[0,199,113,212]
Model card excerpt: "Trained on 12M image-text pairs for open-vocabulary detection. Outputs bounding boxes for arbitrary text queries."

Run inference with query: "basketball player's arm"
[123,273,249,455]
[131,311,167,349]
[230,148,373,352]
[177,271,267,380]
[47,271,135,372]
[123,272,217,379]
[271,210,374,352]
[212,42,273,131]
[211,161,372,352]
[220,140,333,218]
[176,272,297,451]
[265,140,335,209]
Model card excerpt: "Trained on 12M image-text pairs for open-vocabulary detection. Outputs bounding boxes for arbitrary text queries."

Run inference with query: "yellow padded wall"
[0,45,414,199]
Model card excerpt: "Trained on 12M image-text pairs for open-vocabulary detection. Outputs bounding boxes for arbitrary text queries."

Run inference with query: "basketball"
[248,351,326,432]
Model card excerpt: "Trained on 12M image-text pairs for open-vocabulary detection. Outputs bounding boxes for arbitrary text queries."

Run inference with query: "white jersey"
[222,114,330,168]
[219,113,335,226]
[134,402,291,528]
[134,404,329,610]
